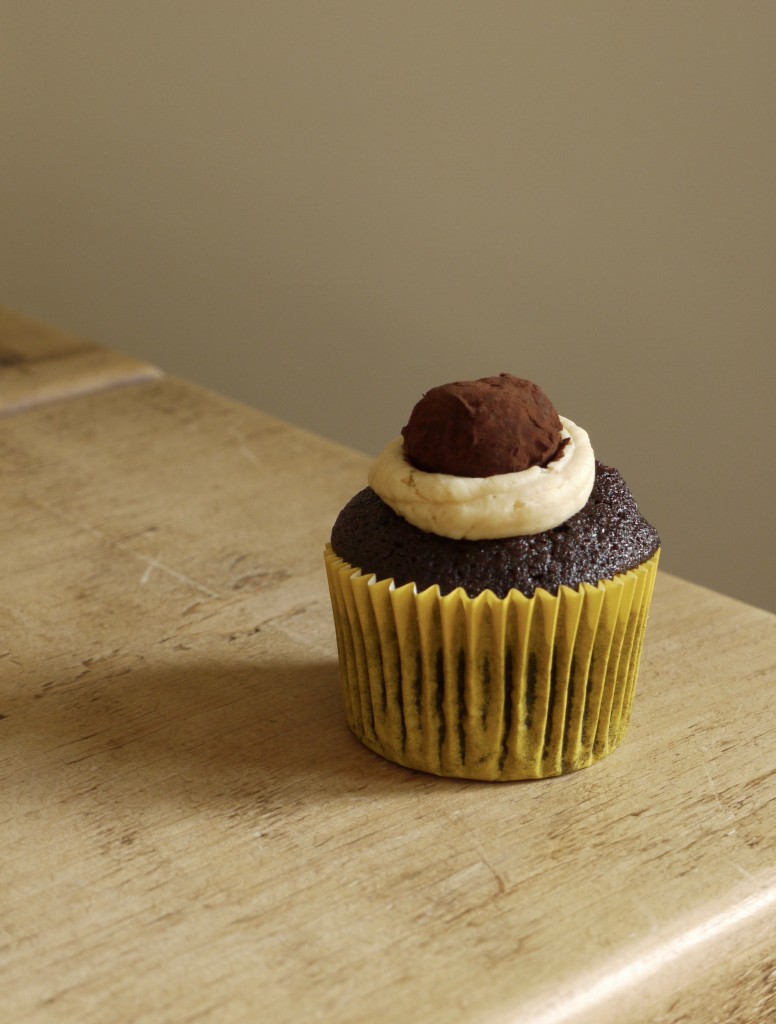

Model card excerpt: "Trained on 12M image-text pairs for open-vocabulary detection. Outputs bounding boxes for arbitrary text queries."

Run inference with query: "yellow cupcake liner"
[324,544,659,781]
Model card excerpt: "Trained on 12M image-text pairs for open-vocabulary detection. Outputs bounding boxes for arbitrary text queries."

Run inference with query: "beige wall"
[3,2,774,612]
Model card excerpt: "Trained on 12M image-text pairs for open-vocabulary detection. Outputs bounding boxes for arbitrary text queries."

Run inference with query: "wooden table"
[2,307,774,1024]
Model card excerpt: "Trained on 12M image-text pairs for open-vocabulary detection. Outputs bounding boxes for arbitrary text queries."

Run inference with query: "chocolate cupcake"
[325,374,660,780]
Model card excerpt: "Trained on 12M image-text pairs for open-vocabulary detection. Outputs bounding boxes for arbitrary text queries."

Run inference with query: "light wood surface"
[1,311,774,1023]
[0,305,161,414]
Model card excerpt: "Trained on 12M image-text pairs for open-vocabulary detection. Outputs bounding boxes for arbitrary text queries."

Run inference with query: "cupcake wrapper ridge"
[324,545,659,781]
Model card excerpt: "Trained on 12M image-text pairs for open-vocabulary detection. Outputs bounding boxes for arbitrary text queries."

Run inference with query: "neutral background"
[2,2,774,612]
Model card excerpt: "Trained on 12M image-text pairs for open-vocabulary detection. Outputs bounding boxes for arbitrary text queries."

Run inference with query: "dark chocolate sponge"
[331,462,660,599]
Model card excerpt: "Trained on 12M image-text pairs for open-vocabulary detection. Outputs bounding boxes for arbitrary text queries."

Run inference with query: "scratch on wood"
[26,495,221,599]
[228,427,264,471]
[479,851,507,896]
[691,734,734,823]
[446,811,507,897]
[138,556,219,598]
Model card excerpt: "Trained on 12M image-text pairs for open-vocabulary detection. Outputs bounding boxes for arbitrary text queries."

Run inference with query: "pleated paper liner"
[324,545,659,781]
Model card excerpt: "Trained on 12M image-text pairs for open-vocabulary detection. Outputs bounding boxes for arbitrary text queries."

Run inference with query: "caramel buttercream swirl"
[368,416,595,540]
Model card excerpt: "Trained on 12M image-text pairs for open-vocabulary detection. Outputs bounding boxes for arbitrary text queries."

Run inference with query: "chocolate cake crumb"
[331,462,660,598]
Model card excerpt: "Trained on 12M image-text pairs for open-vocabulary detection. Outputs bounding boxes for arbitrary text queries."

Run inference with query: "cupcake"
[325,374,660,781]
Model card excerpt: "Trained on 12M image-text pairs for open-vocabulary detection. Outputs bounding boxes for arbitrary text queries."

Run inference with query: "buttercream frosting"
[368,416,595,540]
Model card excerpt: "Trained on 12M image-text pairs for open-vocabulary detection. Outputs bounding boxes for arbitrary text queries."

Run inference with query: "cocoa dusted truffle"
[401,372,566,477]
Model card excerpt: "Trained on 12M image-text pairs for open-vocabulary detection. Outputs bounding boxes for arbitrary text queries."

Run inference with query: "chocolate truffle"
[401,372,565,477]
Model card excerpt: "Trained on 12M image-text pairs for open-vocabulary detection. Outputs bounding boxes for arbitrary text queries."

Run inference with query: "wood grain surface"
[1,340,774,1022]
[0,305,161,414]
